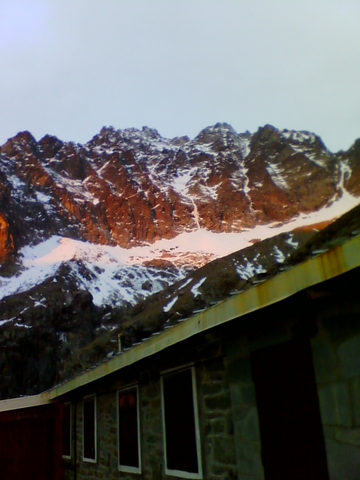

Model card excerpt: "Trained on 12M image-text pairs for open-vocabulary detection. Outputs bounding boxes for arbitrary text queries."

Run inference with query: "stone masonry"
[64,353,238,480]
[312,313,360,480]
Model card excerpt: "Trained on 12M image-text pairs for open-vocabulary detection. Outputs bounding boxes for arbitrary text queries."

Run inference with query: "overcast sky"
[1,0,359,152]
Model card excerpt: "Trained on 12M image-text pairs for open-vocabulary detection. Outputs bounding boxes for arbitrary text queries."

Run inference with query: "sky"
[1,0,360,152]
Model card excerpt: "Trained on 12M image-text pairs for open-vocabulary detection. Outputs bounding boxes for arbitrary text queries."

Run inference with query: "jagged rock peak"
[7,130,37,145]
[88,123,244,151]
[0,130,38,157]
[252,124,328,153]
[38,134,64,159]
[194,122,238,143]
[87,125,163,149]
[344,138,360,155]
[140,125,161,139]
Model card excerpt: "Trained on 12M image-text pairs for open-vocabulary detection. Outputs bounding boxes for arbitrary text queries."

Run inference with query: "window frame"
[117,384,142,474]
[82,395,97,464]
[62,402,73,460]
[160,366,203,479]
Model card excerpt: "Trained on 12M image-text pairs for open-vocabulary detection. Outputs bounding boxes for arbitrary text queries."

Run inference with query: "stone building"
[1,213,360,480]
[48,228,360,480]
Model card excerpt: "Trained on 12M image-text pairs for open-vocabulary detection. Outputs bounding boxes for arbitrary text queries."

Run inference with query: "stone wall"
[312,314,360,480]
[226,339,264,480]
[139,377,164,480]
[197,357,237,480]
[63,353,237,480]
[63,393,116,480]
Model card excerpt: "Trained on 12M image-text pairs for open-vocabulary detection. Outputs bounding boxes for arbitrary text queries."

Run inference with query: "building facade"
[53,235,360,480]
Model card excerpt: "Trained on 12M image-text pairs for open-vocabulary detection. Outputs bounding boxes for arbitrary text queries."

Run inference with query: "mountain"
[1,123,360,262]
[0,122,359,398]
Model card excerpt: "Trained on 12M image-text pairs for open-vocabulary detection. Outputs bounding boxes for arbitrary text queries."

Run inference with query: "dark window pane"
[118,388,139,468]
[83,397,96,460]
[62,403,71,457]
[251,339,329,480]
[163,369,199,474]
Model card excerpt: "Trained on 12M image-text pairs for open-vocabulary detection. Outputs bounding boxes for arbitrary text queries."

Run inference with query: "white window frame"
[117,384,142,474]
[62,402,72,460]
[160,366,203,479]
[82,395,97,463]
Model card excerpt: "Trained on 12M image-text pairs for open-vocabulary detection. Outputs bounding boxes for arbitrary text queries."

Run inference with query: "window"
[161,367,203,479]
[83,396,97,463]
[62,403,72,459]
[117,386,141,474]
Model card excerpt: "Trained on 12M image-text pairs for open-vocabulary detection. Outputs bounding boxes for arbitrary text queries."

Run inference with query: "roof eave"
[0,392,52,413]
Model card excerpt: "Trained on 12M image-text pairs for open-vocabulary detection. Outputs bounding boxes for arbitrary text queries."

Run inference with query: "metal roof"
[0,393,51,412]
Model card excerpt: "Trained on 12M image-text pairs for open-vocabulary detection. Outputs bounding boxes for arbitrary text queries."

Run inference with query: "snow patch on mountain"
[235,255,267,280]
[179,278,193,290]
[266,162,289,190]
[286,234,298,248]
[191,278,207,297]
[239,137,251,159]
[0,194,359,306]
[163,296,179,313]
[273,245,286,263]
[171,170,194,196]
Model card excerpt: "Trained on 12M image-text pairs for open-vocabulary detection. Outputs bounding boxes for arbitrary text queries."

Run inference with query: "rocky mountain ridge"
[1,122,360,267]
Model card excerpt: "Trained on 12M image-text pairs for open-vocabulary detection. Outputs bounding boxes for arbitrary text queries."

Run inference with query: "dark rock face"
[0,271,102,399]
[0,123,358,264]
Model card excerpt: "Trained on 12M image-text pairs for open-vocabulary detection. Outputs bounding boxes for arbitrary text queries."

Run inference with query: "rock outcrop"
[0,213,15,264]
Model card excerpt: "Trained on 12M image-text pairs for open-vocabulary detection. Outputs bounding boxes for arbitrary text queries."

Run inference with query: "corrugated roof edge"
[45,233,360,401]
